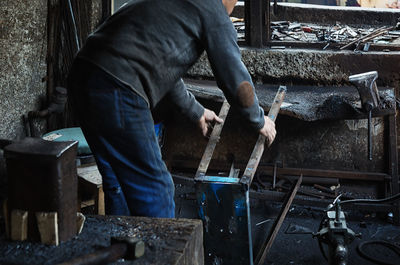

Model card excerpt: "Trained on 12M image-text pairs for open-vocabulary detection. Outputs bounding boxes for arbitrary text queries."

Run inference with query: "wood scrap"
[36,212,59,246]
[11,209,28,241]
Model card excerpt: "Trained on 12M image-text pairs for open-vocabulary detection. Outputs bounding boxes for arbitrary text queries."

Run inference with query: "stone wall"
[0,0,48,197]
[0,0,47,141]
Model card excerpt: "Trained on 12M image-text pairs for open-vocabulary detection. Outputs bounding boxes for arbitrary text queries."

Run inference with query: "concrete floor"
[175,183,400,265]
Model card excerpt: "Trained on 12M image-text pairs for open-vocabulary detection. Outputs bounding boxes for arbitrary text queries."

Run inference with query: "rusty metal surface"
[5,138,78,242]
[163,111,387,173]
[241,86,286,187]
[195,100,230,179]
[0,215,203,265]
[185,79,396,122]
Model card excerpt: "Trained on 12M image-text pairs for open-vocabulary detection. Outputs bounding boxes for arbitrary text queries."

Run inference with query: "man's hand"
[259,116,276,146]
[198,108,223,137]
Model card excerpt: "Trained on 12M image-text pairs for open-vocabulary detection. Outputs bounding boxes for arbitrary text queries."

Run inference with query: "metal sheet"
[196,176,253,265]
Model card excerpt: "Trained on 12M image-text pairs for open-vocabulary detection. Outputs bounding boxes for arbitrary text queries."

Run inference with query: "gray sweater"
[77,0,265,130]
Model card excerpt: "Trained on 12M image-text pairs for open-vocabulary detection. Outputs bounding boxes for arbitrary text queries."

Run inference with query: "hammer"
[349,71,380,161]
[58,236,145,265]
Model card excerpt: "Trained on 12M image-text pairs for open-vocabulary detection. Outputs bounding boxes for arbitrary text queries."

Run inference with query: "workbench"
[0,215,203,265]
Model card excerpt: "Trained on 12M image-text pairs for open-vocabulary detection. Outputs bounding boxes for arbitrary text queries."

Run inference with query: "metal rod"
[195,100,230,179]
[368,110,372,161]
[272,163,277,189]
[255,175,303,265]
[240,86,286,187]
[67,0,80,50]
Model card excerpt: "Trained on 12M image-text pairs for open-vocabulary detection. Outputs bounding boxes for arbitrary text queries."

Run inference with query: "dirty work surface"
[175,182,400,265]
[0,215,202,265]
[185,79,395,121]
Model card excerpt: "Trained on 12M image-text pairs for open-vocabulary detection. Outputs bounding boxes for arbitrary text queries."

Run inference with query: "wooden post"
[245,0,270,48]
[2,200,10,239]
[11,210,28,241]
[36,212,59,246]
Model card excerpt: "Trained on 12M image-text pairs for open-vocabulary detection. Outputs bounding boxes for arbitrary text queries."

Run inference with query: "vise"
[313,195,361,265]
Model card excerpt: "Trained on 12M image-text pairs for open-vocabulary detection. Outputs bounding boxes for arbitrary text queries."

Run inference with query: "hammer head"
[111,236,145,260]
[349,71,380,111]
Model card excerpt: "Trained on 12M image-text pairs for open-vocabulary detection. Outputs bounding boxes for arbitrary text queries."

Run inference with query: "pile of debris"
[232,17,400,50]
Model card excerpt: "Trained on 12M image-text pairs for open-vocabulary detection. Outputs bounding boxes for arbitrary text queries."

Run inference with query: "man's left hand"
[198,108,223,137]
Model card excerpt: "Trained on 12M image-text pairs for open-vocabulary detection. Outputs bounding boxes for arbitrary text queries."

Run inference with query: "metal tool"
[255,175,302,265]
[349,71,380,161]
[195,86,286,265]
[313,195,361,265]
[240,86,287,187]
[58,236,145,265]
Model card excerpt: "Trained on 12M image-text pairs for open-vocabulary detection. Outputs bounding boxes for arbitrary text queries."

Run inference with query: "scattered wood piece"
[76,212,85,234]
[96,186,105,215]
[11,209,28,241]
[36,212,59,246]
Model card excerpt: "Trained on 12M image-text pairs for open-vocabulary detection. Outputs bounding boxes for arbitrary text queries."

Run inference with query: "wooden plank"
[195,100,230,179]
[255,175,303,265]
[10,209,28,241]
[240,86,286,187]
[36,212,59,246]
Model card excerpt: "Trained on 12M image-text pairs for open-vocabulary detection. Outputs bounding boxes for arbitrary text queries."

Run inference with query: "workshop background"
[1,0,400,264]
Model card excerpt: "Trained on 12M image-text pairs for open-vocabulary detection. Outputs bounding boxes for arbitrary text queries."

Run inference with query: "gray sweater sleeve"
[203,18,265,130]
[167,79,205,122]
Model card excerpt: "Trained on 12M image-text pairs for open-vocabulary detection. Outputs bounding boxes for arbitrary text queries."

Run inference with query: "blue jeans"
[68,59,175,217]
